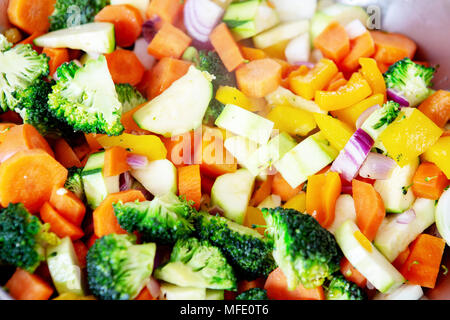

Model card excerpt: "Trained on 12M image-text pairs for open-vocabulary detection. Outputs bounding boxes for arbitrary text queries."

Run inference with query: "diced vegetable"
[211,168,255,224]
[215,104,274,145]
[34,22,116,54]
[412,162,448,200]
[374,198,436,262]
[399,234,445,289]
[274,132,338,188]
[335,220,405,294]
[290,58,338,100]
[422,136,450,178]
[131,159,178,197]
[330,128,374,182]
[134,66,213,137]
[253,20,310,49]
[235,58,282,98]
[379,108,443,167]
[315,72,372,111]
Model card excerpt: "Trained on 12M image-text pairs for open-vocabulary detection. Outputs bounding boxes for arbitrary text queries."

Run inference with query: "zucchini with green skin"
[82,151,120,209]
[335,220,405,294]
[34,22,116,54]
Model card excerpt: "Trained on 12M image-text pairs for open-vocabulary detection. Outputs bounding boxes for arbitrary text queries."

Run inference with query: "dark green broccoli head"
[325,275,367,300]
[0,203,59,272]
[194,212,276,280]
[197,50,236,90]
[113,193,195,245]
[154,237,237,290]
[384,58,436,107]
[48,56,124,136]
[263,207,342,290]
[14,79,76,137]
[115,83,147,114]
[235,288,268,300]
[0,43,49,112]
[64,166,85,200]
[86,233,156,300]
[49,0,109,31]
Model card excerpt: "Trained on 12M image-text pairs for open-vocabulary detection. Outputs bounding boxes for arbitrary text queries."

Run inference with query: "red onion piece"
[142,18,160,43]
[396,209,416,225]
[359,152,396,180]
[146,276,161,299]
[331,128,375,182]
[387,88,410,107]
[127,154,148,169]
[119,171,133,191]
[356,104,381,129]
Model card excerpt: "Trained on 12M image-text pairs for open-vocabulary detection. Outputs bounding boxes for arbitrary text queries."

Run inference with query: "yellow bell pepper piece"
[215,86,255,111]
[244,206,266,235]
[331,94,385,128]
[290,58,338,100]
[315,72,373,111]
[283,192,306,212]
[380,108,443,167]
[422,136,450,178]
[313,113,355,151]
[359,57,387,100]
[53,293,96,300]
[267,105,317,136]
[96,133,167,160]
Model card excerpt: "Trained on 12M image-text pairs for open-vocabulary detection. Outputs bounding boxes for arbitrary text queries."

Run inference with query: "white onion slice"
[359,152,397,180]
[285,33,311,65]
[133,38,155,70]
[345,19,367,40]
[396,209,416,225]
[356,104,381,129]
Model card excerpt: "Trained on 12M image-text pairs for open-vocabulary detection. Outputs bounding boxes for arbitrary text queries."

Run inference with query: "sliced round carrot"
[0,149,67,213]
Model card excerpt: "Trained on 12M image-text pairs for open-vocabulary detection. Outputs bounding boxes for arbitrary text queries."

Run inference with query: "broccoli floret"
[64,167,85,200]
[372,101,401,130]
[194,212,276,280]
[0,43,49,112]
[155,237,237,290]
[235,288,268,300]
[115,83,147,113]
[49,0,109,31]
[113,193,195,245]
[325,275,367,300]
[0,203,59,272]
[48,56,124,136]
[384,58,436,107]
[192,49,237,126]
[86,233,156,300]
[197,50,236,90]
[263,207,342,290]
[13,78,76,137]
